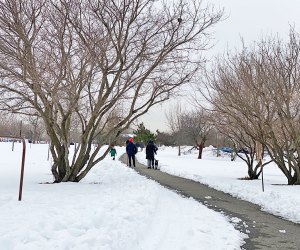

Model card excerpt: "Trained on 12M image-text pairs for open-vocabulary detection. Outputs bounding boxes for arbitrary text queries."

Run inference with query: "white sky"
[140,0,300,132]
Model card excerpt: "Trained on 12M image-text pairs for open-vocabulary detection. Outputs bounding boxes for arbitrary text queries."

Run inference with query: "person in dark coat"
[146,140,158,169]
[126,138,137,167]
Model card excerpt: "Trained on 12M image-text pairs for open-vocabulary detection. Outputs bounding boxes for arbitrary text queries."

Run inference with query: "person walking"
[110,146,117,160]
[146,140,158,169]
[126,138,137,167]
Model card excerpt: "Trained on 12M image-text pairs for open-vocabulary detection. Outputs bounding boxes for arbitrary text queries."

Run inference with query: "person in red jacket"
[126,138,137,167]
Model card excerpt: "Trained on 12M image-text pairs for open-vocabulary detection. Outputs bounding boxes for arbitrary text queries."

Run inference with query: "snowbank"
[0,143,244,250]
[137,146,300,224]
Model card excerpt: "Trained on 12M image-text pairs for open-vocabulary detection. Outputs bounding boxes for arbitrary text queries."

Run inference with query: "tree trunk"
[198,144,203,159]
[288,173,300,185]
[247,163,260,180]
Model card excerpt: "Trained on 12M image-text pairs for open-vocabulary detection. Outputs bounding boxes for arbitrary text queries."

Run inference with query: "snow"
[0,142,245,250]
[137,145,300,224]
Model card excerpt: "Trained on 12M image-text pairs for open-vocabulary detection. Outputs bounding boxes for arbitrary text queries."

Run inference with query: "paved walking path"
[120,154,300,250]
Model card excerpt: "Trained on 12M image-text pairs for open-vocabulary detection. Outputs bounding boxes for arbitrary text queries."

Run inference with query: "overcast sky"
[139,0,300,132]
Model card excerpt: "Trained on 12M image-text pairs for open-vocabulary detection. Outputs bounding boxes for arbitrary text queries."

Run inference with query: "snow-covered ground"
[0,142,245,250]
[136,145,300,224]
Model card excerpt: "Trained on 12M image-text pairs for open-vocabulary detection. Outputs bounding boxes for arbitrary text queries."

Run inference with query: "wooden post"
[1,135,26,201]
[12,139,15,151]
[18,138,26,201]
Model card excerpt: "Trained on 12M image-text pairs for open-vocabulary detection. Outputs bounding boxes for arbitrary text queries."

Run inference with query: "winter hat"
[129,138,133,142]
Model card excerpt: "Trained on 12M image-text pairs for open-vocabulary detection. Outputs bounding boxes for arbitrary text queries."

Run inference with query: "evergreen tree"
[133,123,157,145]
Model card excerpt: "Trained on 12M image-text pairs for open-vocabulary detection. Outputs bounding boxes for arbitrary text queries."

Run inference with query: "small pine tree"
[133,123,157,145]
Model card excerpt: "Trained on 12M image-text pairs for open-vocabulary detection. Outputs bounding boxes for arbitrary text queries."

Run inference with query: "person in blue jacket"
[126,138,138,167]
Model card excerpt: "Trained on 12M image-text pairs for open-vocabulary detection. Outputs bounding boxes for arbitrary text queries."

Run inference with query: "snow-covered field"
[137,145,300,224]
[0,142,245,250]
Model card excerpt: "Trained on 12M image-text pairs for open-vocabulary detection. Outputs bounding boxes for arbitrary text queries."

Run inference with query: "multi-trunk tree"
[180,109,211,159]
[166,104,186,156]
[166,105,211,158]
[0,0,222,182]
[199,30,300,184]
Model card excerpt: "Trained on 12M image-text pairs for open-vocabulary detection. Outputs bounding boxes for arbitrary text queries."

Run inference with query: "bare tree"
[26,114,44,143]
[166,106,211,158]
[0,0,223,182]
[0,113,12,135]
[181,109,211,159]
[166,104,186,155]
[211,112,272,179]
[156,130,174,146]
[198,30,300,184]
